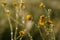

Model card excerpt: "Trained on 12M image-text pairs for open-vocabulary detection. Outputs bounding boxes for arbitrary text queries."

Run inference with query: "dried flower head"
[6,9,10,16]
[26,15,32,21]
[13,2,18,7]
[20,2,25,9]
[19,31,25,37]
[39,2,45,8]
[1,1,7,6]
[38,15,45,26]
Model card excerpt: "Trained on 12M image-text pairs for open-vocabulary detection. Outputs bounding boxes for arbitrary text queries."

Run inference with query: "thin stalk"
[17,36,20,39]
[20,37,23,40]
[51,24,56,40]
[27,32,33,40]
[53,30,56,40]
[20,0,25,24]
[35,24,45,40]
[10,16,24,27]
[14,7,19,40]
[3,4,13,40]
[8,16,13,40]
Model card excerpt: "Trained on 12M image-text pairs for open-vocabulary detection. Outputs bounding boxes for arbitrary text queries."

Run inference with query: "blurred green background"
[0,0,60,40]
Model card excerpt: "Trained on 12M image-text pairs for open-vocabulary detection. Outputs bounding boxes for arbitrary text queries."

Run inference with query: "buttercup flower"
[26,14,32,21]
[38,15,45,26]
[39,2,45,8]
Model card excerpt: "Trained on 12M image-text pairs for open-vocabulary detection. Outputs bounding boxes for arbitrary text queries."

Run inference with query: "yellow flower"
[19,31,25,37]
[46,20,52,25]
[6,9,10,16]
[1,1,7,6]
[38,15,45,26]
[26,14,32,21]
[39,2,45,8]
[39,20,44,26]
[13,2,18,7]
[40,15,45,19]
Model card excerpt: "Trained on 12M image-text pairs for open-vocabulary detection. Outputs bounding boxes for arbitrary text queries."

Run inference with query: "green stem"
[35,24,45,40]
[8,16,13,40]
[27,32,33,40]
[14,7,18,40]
[10,16,24,27]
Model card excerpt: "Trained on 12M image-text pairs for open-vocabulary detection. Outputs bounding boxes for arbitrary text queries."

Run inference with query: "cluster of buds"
[38,15,53,25]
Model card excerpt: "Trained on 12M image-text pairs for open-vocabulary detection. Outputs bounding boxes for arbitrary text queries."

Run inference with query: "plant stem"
[35,24,45,40]
[10,15,24,28]
[27,32,33,40]
[8,16,13,40]
[14,7,18,40]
